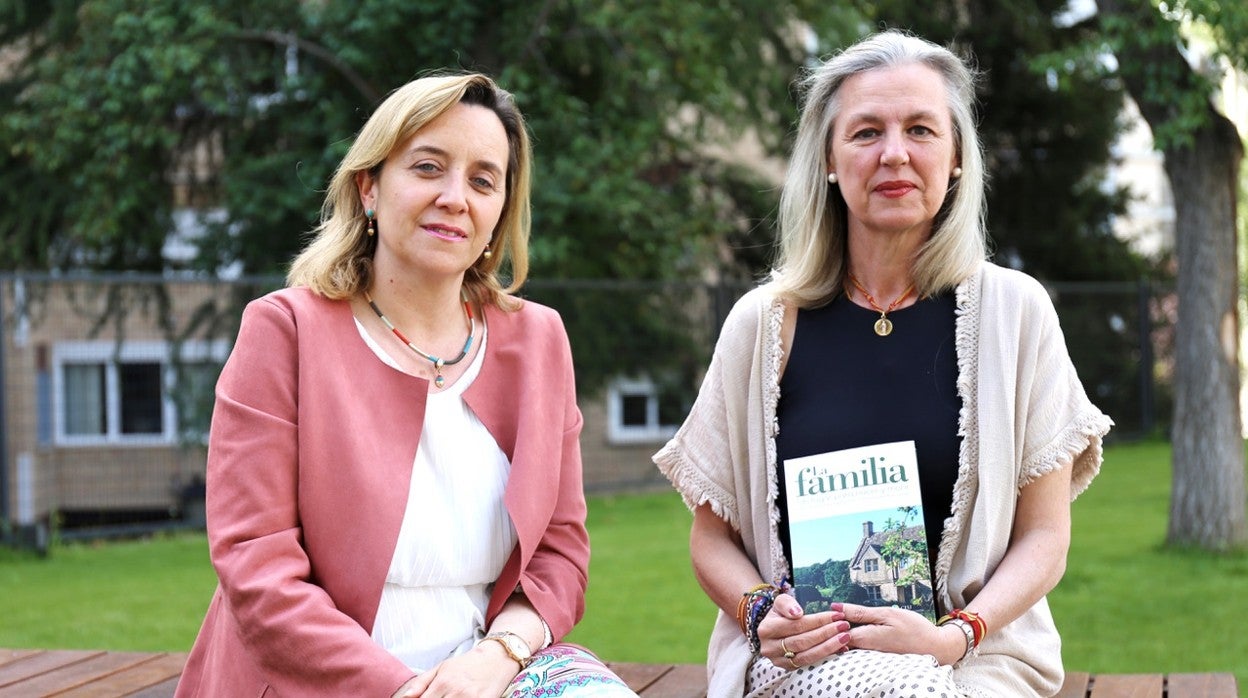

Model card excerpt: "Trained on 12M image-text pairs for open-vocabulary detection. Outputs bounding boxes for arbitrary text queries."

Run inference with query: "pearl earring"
[827,172,838,184]
[951,167,963,178]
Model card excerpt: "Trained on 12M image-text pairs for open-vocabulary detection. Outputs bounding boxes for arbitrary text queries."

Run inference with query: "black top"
[776,291,962,577]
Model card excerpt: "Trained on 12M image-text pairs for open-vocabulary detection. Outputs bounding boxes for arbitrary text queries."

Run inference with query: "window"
[119,362,163,434]
[52,340,227,446]
[865,585,882,602]
[898,585,914,604]
[864,558,879,573]
[606,377,683,444]
[63,363,107,436]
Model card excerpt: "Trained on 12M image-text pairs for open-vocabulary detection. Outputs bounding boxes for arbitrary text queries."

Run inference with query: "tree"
[1093,0,1247,551]
[0,0,859,393]
[1,0,333,272]
[876,508,928,593]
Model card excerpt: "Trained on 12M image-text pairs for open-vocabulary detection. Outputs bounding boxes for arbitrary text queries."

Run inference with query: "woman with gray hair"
[655,30,1111,697]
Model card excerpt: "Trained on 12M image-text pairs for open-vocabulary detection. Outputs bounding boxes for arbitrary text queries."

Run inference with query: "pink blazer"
[175,288,590,697]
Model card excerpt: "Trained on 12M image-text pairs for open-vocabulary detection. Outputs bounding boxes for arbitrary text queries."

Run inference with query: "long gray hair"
[770,30,986,306]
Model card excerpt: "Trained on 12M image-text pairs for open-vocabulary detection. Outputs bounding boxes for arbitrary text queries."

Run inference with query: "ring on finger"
[788,656,801,670]
[780,637,795,659]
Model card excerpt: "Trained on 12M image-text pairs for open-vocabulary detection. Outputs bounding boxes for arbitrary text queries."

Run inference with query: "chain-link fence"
[0,272,1182,547]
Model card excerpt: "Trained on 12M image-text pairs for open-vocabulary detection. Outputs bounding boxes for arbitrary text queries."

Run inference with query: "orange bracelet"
[736,595,750,635]
[736,583,776,635]
[937,609,987,646]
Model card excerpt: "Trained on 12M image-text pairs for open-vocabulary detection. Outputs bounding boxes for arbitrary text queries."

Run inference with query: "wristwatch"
[481,631,533,668]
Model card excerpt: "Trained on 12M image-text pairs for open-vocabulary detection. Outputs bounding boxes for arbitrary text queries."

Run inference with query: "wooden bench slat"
[0,650,1237,697]
[0,648,41,669]
[54,652,188,698]
[0,649,101,688]
[1056,671,1094,698]
[632,662,707,698]
[1089,672,1164,698]
[607,661,678,693]
[1166,672,1241,697]
[0,651,155,696]
[124,676,183,698]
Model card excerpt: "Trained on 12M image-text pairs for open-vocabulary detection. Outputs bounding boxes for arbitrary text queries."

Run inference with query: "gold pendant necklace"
[846,274,916,337]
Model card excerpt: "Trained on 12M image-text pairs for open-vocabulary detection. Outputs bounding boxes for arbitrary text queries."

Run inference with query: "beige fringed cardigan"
[654,262,1113,698]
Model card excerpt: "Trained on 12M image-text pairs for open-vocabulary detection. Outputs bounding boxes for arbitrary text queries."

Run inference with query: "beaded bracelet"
[738,579,792,654]
[736,583,775,636]
[745,592,776,654]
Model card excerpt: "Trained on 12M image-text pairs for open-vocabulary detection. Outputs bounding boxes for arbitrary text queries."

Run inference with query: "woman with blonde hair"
[656,31,1111,697]
[178,73,635,698]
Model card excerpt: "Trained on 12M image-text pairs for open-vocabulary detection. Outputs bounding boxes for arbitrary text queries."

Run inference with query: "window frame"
[51,339,228,447]
[605,376,681,445]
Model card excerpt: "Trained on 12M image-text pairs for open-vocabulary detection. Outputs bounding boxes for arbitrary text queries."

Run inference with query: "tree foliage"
[0,0,843,275]
[0,0,858,392]
[792,556,854,613]
[877,507,928,588]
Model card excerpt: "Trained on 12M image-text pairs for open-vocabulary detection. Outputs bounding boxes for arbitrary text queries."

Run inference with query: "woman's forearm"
[691,503,769,614]
[960,461,1073,636]
[488,594,549,654]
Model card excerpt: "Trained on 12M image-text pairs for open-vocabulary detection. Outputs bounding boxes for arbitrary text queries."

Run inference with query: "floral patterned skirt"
[504,644,638,697]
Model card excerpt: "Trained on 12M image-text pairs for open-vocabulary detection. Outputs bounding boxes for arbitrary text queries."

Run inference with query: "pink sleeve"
[522,379,589,640]
[491,309,590,640]
[206,297,414,696]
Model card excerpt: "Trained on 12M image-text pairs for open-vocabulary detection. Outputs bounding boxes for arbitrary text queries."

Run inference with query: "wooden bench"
[0,649,1238,697]
[616,665,1242,698]
[1053,671,1240,698]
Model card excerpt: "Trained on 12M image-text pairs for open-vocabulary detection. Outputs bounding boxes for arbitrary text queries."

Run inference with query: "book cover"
[783,440,936,622]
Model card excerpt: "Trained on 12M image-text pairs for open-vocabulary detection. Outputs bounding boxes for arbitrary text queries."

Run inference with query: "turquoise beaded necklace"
[364,291,475,389]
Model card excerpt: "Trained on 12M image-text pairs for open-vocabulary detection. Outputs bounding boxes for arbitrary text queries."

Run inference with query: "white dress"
[357,319,517,672]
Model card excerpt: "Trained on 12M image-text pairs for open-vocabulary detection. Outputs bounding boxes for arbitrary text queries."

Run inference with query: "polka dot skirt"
[746,649,965,698]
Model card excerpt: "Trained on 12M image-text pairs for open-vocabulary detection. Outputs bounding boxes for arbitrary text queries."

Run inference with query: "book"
[783,440,936,622]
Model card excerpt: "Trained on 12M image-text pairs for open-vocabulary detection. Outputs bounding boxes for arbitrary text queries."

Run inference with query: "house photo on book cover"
[783,440,936,622]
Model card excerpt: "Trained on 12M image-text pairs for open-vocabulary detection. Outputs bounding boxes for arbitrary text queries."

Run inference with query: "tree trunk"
[1163,119,1247,550]
[1098,0,1247,550]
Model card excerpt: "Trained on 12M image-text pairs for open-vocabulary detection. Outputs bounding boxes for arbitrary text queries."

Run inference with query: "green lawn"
[1,440,1245,687]
[1049,440,1248,685]
[0,533,217,651]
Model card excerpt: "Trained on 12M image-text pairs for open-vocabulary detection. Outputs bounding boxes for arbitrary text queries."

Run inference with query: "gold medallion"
[846,274,913,338]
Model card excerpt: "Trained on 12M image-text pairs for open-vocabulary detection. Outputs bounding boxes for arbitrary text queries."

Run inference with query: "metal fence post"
[1137,277,1155,435]
[0,274,10,534]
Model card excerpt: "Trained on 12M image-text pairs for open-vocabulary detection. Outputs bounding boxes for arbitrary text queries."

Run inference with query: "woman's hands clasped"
[839,603,968,666]
[758,599,971,671]
[391,643,522,698]
[757,594,851,671]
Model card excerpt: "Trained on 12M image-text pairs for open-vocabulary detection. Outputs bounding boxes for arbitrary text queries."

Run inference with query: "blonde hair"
[770,30,986,307]
[287,73,531,310]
